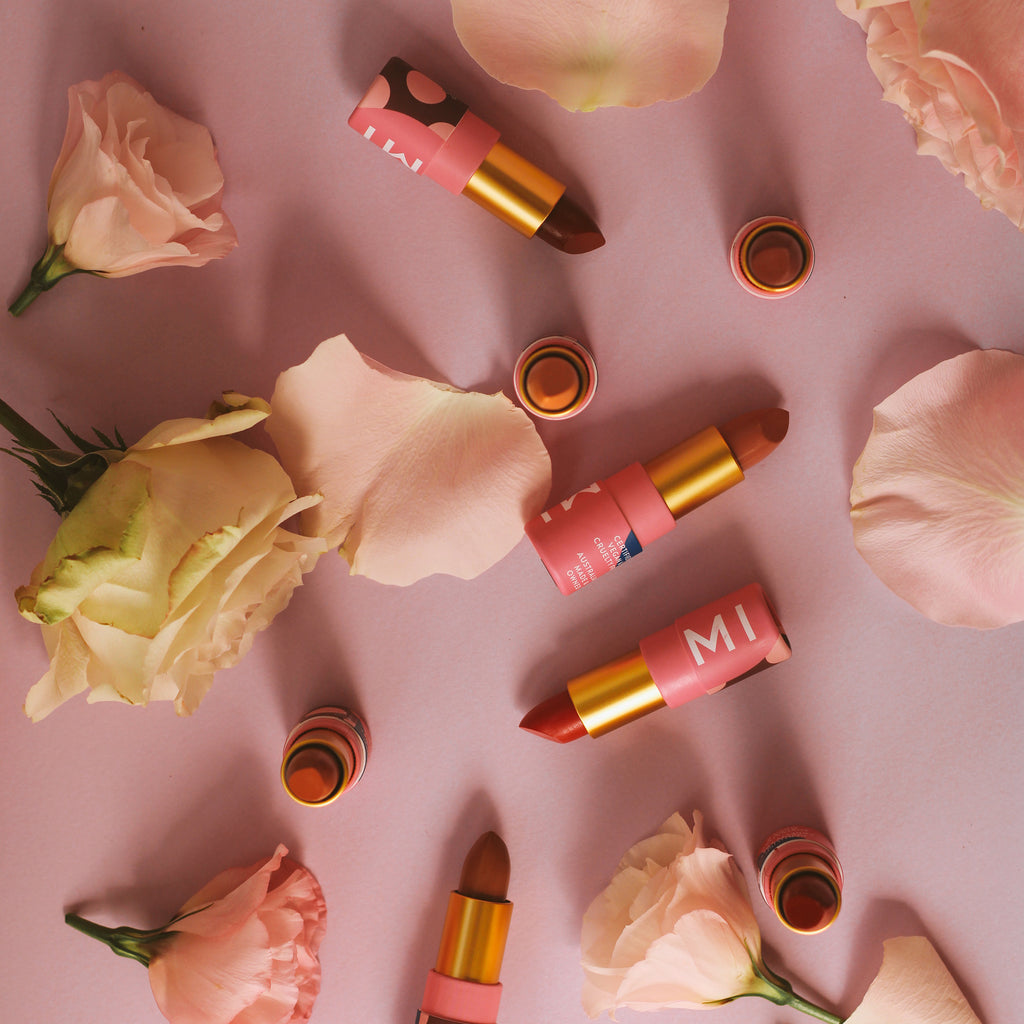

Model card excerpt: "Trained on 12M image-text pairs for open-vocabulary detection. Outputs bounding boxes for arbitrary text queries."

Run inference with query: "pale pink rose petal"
[451,0,729,111]
[845,936,982,1024]
[837,0,1024,228]
[850,348,1024,628]
[152,915,273,1024]
[268,334,552,586]
[615,911,760,1009]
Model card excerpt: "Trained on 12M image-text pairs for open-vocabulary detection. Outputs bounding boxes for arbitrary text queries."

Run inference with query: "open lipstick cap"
[514,336,597,420]
[756,825,843,933]
[730,216,814,298]
[281,706,370,807]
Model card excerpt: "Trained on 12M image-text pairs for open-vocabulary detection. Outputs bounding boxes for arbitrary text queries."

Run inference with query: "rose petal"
[451,0,729,111]
[850,348,1024,628]
[268,334,551,586]
[845,936,982,1024]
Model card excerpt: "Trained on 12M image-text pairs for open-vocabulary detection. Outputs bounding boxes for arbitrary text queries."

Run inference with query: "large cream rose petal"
[850,348,1024,628]
[268,335,552,586]
[451,0,729,111]
[581,812,763,1018]
[845,937,982,1024]
[18,397,325,720]
[837,0,1024,228]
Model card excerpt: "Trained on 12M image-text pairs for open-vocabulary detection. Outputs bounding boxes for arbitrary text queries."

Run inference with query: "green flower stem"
[741,958,844,1024]
[0,396,57,450]
[9,242,80,316]
[64,912,169,967]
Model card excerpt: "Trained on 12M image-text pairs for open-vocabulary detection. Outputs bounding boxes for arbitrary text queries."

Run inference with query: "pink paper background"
[1,2,1021,1022]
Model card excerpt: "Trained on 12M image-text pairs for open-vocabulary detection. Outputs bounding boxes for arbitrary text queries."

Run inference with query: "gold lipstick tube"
[643,427,744,519]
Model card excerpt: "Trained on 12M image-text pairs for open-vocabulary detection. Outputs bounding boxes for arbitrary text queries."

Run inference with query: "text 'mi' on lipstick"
[520,583,791,743]
[525,408,789,594]
[349,58,605,254]
[418,831,513,1024]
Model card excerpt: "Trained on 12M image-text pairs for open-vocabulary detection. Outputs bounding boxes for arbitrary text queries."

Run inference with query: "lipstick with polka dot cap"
[349,58,605,254]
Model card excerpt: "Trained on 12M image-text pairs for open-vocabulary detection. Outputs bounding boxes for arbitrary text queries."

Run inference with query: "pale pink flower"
[268,334,552,586]
[11,71,236,314]
[66,846,326,1024]
[850,348,1024,628]
[581,811,765,1016]
[451,0,729,111]
[837,0,1024,229]
[845,936,982,1024]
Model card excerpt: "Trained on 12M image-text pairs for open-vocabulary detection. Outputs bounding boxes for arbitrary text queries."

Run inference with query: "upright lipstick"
[418,831,514,1024]
[525,408,788,594]
[349,58,604,254]
[520,583,791,742]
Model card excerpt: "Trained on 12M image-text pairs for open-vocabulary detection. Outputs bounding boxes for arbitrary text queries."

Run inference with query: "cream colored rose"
[17,395,325,720]
[581,811,764,1017]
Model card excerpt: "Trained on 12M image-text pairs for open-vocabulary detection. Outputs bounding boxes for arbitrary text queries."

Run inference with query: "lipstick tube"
[524,409,788,594]
[419,833,513,1024]
[349,58,604,254]
[520,584,791,742]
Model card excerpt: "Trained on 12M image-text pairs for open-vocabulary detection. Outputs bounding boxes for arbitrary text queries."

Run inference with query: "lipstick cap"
[757,826,843,933]
[514,336,597,419]
[281,706,370,806]
[730,216,814,298]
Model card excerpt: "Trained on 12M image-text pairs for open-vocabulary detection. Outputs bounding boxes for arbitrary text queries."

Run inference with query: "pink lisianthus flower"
[65,845,326,1024]
[581,812,843,1020]
[10,71,237,315]
[583,813,986,1023]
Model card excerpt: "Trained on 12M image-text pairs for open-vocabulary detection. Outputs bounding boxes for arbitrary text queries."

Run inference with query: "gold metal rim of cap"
[281,737,348,807]
[738,221,813,293]
[772,865,843,934]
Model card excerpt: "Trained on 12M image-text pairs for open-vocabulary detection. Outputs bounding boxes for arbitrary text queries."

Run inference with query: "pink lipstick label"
[524,463,675,594]
[525,481,641,593]
[350,57,500,194]
[640,584,790,707]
